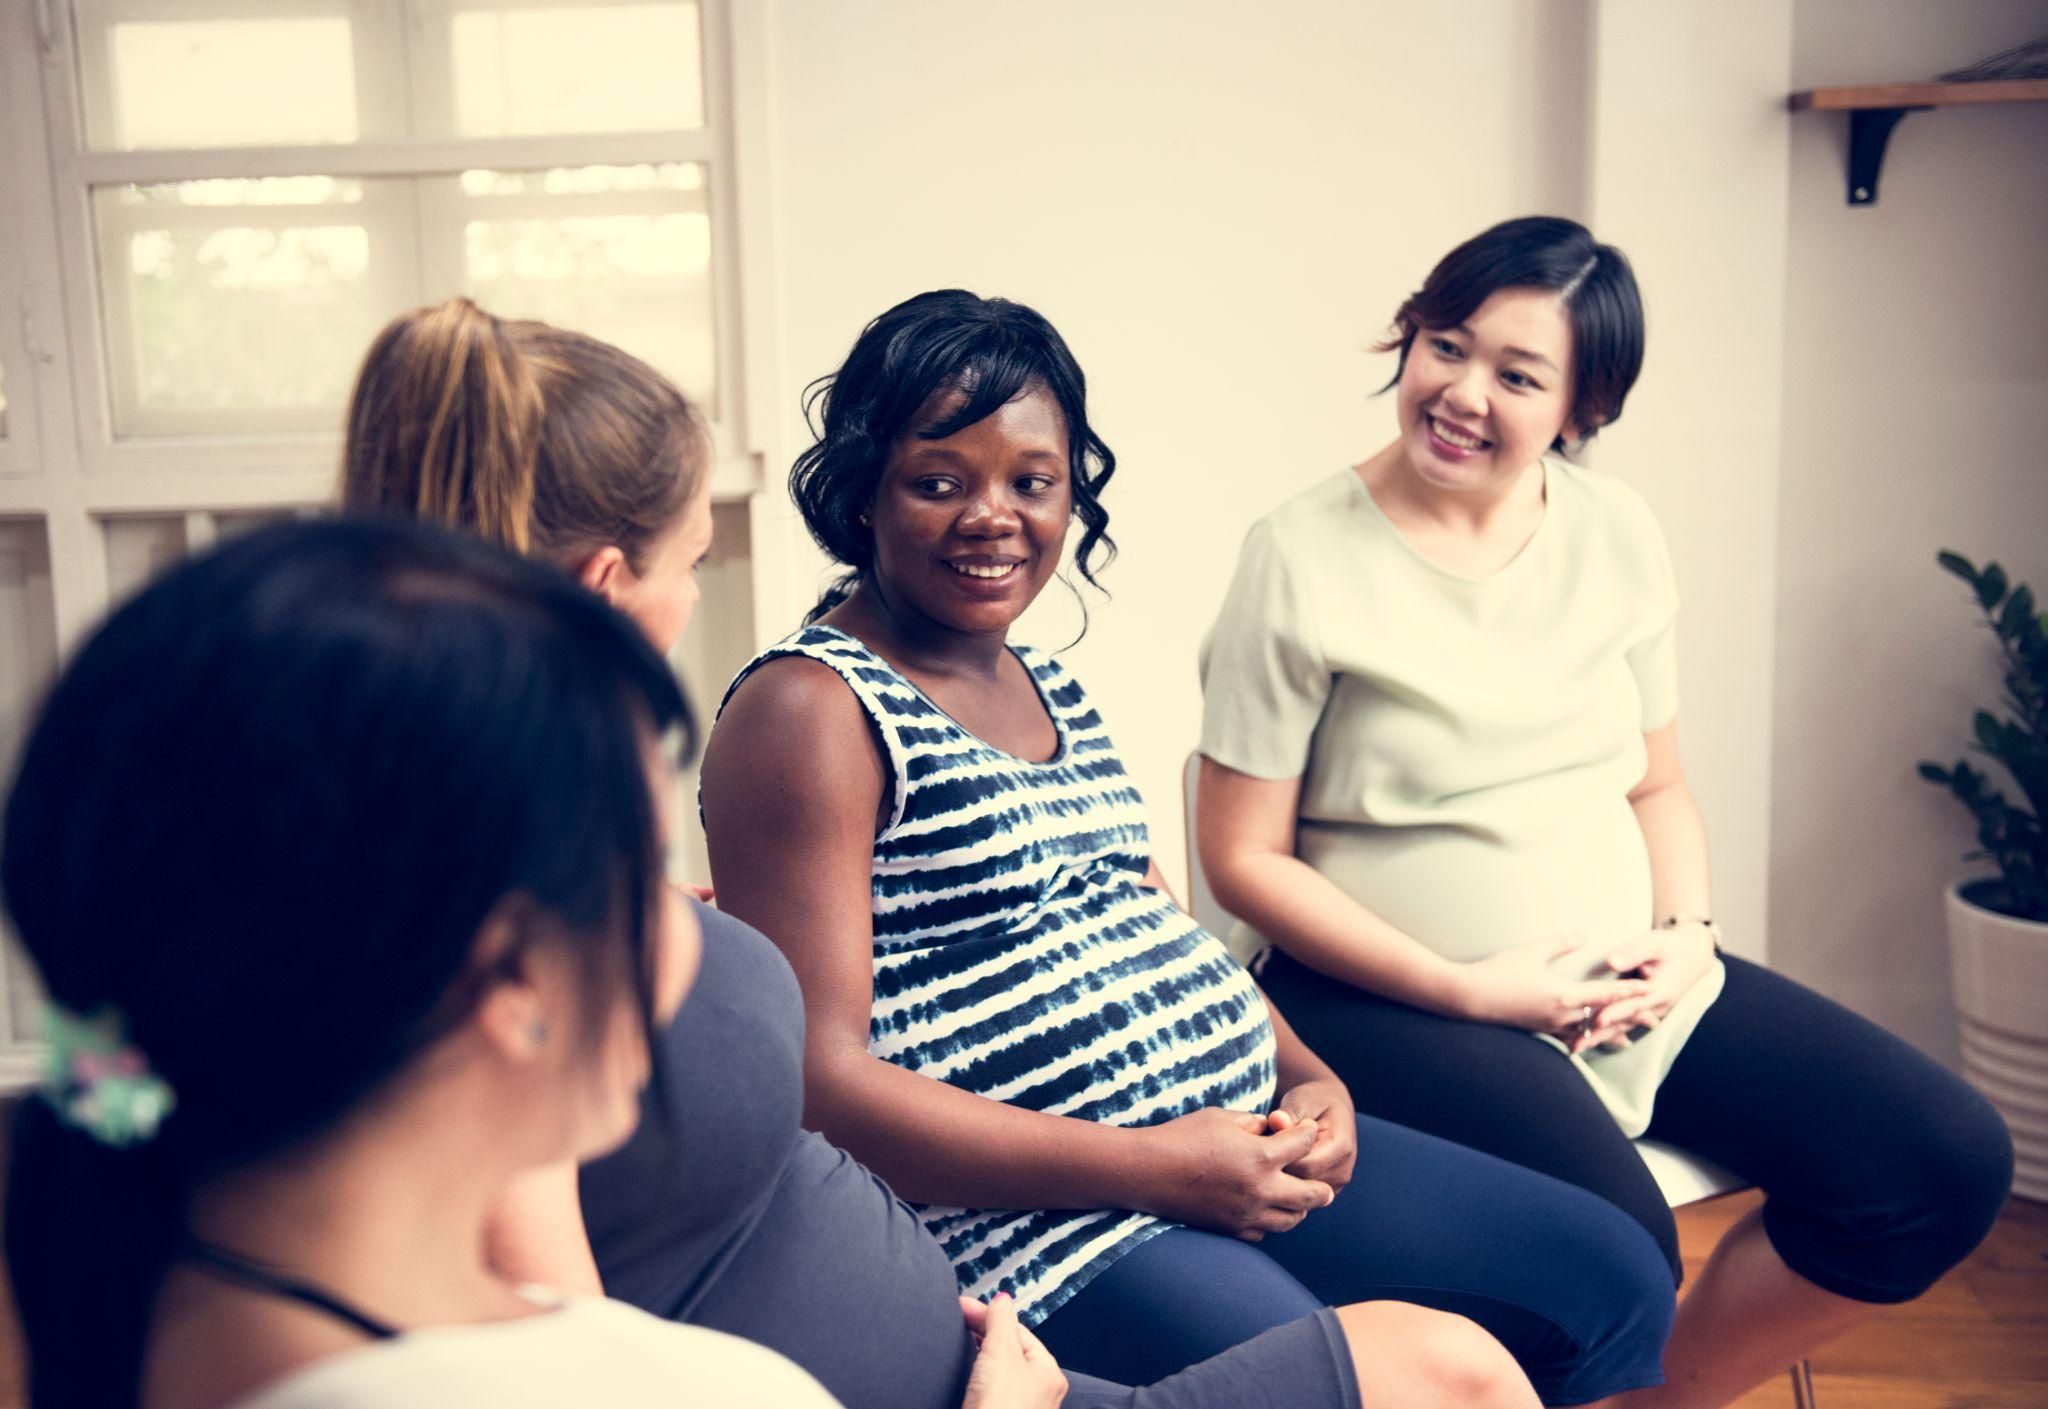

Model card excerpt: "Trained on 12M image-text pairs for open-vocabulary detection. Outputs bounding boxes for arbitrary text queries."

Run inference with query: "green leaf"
[2001,586,2036,638]
[1937,550,1977,582]
[1974,711,2002,751]
[1978,563,2008,610]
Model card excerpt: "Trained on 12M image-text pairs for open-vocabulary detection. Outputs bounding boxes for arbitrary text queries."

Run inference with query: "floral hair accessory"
[39,1003,176,1148]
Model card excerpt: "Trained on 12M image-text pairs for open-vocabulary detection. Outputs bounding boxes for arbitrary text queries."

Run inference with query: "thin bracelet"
[1658,912,1722,949]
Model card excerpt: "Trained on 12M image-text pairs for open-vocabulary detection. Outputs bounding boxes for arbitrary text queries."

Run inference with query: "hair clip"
[39,1003,176,1148]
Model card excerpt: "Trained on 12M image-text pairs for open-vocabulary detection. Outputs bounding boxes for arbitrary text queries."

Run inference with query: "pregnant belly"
[686,1133,973,1409]
[1295,803,1652,967]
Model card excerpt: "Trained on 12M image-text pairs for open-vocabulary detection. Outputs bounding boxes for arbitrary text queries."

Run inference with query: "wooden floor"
[1694,1192,2048,1409]
[0,1189,2039,1406]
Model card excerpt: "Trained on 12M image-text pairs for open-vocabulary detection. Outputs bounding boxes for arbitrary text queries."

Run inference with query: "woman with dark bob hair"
[0,518,848,1407]
[1197,215,2014,1408]
[699,288,1679,1403]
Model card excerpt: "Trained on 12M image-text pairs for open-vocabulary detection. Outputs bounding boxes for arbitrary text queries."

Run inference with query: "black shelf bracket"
[1846,105,1930,206]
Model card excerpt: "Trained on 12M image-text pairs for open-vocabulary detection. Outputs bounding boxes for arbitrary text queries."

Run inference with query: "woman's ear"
[469,901,560,1066]
[575,545,631,607]
[1560,413,1600,456]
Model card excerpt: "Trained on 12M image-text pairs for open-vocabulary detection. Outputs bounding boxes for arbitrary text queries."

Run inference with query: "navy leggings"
[1259,950,2015,1303]
[1035,1112,1673,1403]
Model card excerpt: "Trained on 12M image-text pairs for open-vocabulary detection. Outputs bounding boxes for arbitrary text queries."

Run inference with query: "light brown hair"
[340,297,709,571]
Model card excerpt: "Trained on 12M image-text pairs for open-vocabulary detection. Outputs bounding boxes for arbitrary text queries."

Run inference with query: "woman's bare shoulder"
[704,652,887,825]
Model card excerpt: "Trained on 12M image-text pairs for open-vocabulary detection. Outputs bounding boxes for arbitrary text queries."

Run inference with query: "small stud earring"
[528,1017,550,1046]
[858,513,870,526]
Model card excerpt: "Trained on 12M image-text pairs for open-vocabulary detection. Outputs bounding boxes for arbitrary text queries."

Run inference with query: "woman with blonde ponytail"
[342,297,714,656]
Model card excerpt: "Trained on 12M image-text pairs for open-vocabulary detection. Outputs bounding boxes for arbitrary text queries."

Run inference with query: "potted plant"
[1919,551,2046,1200]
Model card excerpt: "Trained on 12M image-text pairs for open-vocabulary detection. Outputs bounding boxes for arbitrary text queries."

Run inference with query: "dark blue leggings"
[1259,950,2015,1303]
[1034,1113,1673,1404]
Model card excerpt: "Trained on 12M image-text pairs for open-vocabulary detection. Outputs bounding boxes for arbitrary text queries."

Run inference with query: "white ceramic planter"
[1947,882,2048,1202]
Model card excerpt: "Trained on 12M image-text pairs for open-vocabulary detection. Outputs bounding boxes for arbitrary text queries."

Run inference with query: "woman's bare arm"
[1197,759,1465,1005]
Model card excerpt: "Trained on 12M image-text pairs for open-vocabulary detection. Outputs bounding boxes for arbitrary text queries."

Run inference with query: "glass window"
[75,4,373,150]
[94,164,713,437]
[93,177,405,436]
[446,3,705,137]
[75,1,704,150]
[458,163,715,404]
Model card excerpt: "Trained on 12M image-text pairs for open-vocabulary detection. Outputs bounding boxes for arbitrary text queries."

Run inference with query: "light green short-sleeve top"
[1199,462,1722,1137]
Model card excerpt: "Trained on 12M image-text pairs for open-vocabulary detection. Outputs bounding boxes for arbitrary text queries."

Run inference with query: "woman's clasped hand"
[1445,934,1654,1052]
[1585,923,1721,1050]
[1140,1075,1362,1243]
[1140,1107,1332,1242]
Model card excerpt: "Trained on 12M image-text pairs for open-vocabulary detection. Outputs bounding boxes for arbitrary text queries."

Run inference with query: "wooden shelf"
[1788,79,2048,205]
[1790,79,2048,111]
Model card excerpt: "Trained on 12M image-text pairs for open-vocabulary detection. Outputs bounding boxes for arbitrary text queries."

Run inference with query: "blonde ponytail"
[341,299,545,553]
[341,299,707,571]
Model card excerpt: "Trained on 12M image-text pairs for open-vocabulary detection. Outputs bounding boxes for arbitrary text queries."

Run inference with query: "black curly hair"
[790,289,1117,623]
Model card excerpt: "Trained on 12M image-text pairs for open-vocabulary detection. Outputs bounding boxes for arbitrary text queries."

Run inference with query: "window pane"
[94,165,714,438]
[93,177,407,437]
[75,4,372,150]
[76,2,705,150]
[445,2,703,136]
[102,514,191,602]
[457,163,714,405]
[0,521,56,1044]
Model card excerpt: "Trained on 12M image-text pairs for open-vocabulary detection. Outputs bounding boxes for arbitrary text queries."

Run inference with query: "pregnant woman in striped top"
[700,290,1677,1404]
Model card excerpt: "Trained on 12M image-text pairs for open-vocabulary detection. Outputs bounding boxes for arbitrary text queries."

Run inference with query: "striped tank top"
[725,625,1278,1324]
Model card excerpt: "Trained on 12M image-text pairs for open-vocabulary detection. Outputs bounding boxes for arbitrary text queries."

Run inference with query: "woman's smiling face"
[866,383,1072,637]
[1395,287,1578,496]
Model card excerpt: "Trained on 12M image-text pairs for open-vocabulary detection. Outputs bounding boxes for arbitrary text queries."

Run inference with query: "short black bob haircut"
[790,289,1117,622]
[1,515,691,1408]
[1379,216,1646,451]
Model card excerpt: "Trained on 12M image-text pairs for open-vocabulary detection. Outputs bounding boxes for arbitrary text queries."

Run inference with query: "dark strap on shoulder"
[181,1239,402,1341]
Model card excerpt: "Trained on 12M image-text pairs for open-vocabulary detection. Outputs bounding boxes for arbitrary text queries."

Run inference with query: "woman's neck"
[183,1090,537,1327]
[830,576,1012,680]
[1360,438,1546,539]
[144,1078,546,1409]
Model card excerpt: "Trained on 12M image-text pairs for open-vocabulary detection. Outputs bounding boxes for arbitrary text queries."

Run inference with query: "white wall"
[1769,0,2048,1065]
[1583,0,1794,965]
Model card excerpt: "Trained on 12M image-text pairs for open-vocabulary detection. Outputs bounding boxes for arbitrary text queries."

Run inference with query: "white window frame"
[0,0,781,1090]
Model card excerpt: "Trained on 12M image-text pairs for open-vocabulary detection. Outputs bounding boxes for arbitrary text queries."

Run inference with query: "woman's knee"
[1593,1174,1681,1289]
[1767,1075,2014,1302]
[1581,1195,1678,1373]
[1335,1302,1539,1409]
[1913,1079,2015,1260]
[1537,1176,1678,1335]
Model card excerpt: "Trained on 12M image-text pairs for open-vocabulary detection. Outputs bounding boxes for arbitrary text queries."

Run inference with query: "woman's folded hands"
[1136,1106,1336,1241]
